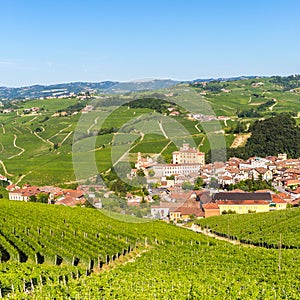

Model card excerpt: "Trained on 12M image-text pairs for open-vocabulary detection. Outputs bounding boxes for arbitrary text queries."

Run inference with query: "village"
[131,144,300,222]
[1,143,300,222]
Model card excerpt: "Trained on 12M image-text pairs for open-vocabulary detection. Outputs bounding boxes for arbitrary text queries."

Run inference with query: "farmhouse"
[9,186,41,201]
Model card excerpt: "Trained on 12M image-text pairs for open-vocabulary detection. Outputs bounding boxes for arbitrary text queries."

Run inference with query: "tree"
[137,169,145,177]
[148,170,155,177]
[29,195,37,202]
[194,177,204,190]
[156,155,165,164]
[37,193,49,203]
[182,182,194,190]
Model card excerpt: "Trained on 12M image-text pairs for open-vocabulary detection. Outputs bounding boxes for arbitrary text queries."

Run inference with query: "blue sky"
[0,0,299,86]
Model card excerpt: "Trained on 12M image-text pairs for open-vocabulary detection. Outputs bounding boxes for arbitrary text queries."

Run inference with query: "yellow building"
[217,200,270,214]
[172,143,205,165]
[214,192,273,214]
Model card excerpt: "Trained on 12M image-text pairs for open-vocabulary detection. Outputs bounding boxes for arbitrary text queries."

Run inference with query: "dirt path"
[230,133,251,148]
[0,160,13,176]
[0,143,4,153]
[28,116,38,123]
[34,131,54,146]
[96,247,150,273]
[112,131,144,167]
[8,134,25,159]
[269,98,277,111]
[159,140,172,155]
[188,224,255,248]
[60,131,73,145]
[13,126,22,134]
[87,117,99,135]
[15,171,32,185]
[158,121,168,139]
[48,124,73,141]
[195,123,202,133]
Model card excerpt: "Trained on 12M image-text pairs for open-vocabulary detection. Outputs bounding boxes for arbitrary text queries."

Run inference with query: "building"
[9,186,41,201]
[148,163,202,177]
[203,203,220,218]
[212,192,273,214]
[55,189,86,206]
[172,143,205,165]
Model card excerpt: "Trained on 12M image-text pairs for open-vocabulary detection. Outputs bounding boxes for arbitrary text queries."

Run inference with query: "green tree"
[137,169,145,177]
[29,195,37,202]
[37,193,49,203]
[182,182,194,190]
[194,177,204,190]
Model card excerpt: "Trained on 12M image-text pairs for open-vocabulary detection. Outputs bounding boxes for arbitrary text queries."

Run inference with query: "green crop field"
[1,200,300,298]
[196,208,300,248]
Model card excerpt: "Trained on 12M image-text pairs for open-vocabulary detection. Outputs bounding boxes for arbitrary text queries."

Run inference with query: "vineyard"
[1,201,300,298]
[195,208,300,248]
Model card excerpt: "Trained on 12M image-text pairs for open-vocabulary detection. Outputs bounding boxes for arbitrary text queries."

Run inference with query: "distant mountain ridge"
[191,75,266,83]
[0,79,180,101]
[0,76,269,101]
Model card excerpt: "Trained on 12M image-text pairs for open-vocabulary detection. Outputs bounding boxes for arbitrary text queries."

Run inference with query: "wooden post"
[278,233,282,272]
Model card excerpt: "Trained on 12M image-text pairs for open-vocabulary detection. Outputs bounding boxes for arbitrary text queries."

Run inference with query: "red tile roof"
[203,203,219,210]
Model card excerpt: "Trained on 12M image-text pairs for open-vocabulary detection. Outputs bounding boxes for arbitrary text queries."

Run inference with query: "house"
[135,152,153,170]
[39,186,64,203]
[218,175,234,186]
[9,186,41,201]
[6,184,20,192]
[0,174,8,182]
[55,189,86,207]
[151,202,178,219]
[169,111,180,116]
[203,202,220,218]
[252,167,273,181]
[270,194,288,210]
[169,206,204,222]
[126,193,143,206]
[151,190,208,221]
[285,179,300,189]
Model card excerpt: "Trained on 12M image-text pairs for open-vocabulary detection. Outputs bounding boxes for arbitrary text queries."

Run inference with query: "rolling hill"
[0,75,300,188]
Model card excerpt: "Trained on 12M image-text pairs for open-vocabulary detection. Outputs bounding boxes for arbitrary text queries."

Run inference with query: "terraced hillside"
[1,200,300,298]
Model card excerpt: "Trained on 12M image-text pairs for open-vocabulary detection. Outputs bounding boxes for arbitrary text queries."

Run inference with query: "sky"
[0,0,300,87]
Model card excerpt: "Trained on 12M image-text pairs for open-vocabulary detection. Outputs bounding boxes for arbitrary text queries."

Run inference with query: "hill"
[1,200,300,298]
[0,79,180,102]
